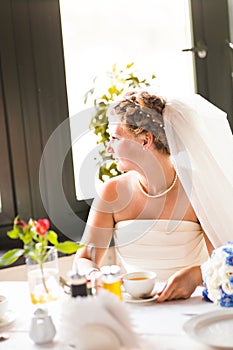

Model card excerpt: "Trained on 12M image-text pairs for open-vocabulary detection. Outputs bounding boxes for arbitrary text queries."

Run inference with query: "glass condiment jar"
[67,271,88,298]
[100,265,122,300]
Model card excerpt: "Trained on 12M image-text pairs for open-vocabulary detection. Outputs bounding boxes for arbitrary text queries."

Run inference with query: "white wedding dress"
[114,219,209,281]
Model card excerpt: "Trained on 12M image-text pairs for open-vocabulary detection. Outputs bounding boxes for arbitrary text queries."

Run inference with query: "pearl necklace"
[137,173,178,198]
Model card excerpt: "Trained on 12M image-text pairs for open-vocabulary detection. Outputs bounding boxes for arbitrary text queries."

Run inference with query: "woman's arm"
[203,230,214,256]
[156,228,214,302]
[73,179,117,275]
[156,265,203,302]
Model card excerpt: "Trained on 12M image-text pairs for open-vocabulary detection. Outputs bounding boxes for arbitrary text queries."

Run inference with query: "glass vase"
[26,247,60,305]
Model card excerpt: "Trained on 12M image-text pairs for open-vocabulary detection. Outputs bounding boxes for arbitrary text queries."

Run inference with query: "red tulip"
[36,219,50,236]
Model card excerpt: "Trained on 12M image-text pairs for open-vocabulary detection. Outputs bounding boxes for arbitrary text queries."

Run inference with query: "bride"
[73,90,233,301]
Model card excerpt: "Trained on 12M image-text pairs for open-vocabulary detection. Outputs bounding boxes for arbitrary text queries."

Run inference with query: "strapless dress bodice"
[114,219,209,281]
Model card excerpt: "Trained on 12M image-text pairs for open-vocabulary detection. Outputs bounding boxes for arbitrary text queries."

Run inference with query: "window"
[59,0,195,199]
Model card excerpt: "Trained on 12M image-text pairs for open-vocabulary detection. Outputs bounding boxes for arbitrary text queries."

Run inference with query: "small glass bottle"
[101,265,122,301]
[67,272,88,298]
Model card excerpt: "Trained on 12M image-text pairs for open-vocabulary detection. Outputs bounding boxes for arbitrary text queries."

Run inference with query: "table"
[0,280,224,350]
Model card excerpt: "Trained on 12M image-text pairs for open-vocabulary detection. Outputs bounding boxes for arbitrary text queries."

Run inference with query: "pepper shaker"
[68,271,88,298]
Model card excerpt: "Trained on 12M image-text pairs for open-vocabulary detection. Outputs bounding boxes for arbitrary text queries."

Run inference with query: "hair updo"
[110,91,170,154]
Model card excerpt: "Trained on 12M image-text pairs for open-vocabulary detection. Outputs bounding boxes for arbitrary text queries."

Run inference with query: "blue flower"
[202,288,212,303]
[226,255,233,266]
[223,242,233,255]
[219,286,233,307]
[229,275,233,286]
[220,293,233,307]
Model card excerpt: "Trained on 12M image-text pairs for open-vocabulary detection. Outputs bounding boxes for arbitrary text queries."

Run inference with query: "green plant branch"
[84,62,156,182]
[39,261,49,294]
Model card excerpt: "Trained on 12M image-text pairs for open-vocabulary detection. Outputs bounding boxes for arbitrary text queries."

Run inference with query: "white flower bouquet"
[202,242,233,307]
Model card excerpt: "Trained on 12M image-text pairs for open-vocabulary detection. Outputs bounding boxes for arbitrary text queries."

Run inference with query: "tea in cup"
[122,271,156,299]
[0,295,8,319]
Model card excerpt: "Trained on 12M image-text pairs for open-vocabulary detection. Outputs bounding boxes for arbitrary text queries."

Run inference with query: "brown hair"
[111,91,169,154]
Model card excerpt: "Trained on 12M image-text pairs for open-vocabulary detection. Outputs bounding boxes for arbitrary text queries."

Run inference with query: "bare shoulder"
[98,171,136,202]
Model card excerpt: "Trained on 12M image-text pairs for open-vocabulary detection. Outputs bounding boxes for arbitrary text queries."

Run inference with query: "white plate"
[0,310,16,328]
[123,292,158,303]
[183,309,233,349]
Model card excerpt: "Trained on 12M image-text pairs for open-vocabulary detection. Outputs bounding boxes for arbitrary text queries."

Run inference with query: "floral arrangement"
[202,242,233,307]
[0,217,82,304]
[0,217,82,267]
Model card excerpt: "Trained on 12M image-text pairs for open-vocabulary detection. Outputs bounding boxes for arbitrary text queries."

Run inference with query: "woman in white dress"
[74,90,233,301]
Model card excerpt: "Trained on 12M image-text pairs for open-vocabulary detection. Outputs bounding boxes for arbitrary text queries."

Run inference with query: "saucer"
[123,292,158,303]
[0,310,16,328]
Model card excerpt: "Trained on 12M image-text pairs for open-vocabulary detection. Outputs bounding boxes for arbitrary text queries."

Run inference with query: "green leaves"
[47,230,59,245]
[55,241,83,254]
[0,248,24,266]
[7,229,20,239]
[0,217,84,267]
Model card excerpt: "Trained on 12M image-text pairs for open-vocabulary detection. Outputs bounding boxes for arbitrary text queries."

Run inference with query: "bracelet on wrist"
[86,268,99,277]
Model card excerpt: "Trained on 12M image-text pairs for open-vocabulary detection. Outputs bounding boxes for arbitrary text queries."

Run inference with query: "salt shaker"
[29,308,56,344]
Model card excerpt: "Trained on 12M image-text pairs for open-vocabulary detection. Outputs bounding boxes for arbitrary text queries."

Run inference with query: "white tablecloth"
[0,281,223,349]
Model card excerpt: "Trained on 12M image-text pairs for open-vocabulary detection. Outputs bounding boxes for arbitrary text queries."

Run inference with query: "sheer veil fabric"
[163,94,233,247]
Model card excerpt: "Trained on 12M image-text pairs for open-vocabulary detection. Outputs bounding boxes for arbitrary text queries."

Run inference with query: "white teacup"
[122,271,157,299]
[0,295,8,319]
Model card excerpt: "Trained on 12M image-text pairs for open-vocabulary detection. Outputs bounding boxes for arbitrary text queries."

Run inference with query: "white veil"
[163,94,233,248]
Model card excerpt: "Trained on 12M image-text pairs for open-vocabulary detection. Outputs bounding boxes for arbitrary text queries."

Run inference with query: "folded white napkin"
[58,290,140,349]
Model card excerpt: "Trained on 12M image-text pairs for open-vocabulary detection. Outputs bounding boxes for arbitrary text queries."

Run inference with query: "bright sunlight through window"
[59,0,195,200]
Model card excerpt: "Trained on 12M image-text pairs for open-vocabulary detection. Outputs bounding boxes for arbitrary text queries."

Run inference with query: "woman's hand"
[156,265,203,302]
